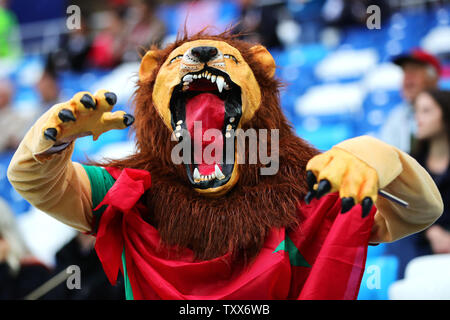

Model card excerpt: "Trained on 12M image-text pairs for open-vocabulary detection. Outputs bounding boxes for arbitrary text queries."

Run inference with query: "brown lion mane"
[96,30,319,263]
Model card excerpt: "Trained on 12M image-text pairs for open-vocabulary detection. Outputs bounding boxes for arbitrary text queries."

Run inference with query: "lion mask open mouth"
[170,58,242,191]
[139,39,276,196]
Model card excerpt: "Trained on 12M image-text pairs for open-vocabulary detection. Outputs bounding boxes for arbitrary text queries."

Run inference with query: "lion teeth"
[193,166,225,182]
[193,168,201,181]
[214,164,225,180]
[183,74,193,82]
[216,76,224,93]
[182,72,232,92]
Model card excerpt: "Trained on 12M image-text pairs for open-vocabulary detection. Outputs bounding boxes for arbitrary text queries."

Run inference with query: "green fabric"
[82,165,116,216]
[273,234,311,267]
[82,165,135,299]
[122,250,134,300]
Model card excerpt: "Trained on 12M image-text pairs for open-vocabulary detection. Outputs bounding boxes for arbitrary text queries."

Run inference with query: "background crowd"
[0,0,449,299]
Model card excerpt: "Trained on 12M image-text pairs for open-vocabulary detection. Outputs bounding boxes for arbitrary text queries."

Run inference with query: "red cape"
[94,167,375,300]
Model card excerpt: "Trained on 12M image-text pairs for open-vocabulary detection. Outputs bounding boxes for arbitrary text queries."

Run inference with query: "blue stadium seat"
[357,255,399,300]
[367,243,387,259]
[440,79,450,90]
[295,121,355,151]
[275,44,328,68]
[71,127,131,163]
[356,90,402,136]
[0,152,31,215]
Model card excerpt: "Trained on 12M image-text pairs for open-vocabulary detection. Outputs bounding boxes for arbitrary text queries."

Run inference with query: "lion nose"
[191,46,218,63]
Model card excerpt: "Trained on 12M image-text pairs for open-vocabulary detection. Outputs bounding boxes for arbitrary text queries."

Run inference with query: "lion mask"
[139,37,277,196]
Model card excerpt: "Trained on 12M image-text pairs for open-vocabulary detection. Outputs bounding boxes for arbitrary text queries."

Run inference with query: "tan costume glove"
[306,135,443,243]
[7,90,133,232]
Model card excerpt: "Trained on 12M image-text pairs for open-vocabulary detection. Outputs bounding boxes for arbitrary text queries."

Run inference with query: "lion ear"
[249,45,276,79]
[139,50,159,81]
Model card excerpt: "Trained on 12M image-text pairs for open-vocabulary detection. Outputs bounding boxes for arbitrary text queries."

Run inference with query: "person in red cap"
[379,48,440,153]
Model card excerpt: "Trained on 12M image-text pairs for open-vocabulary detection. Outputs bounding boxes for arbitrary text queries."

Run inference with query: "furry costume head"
[102,30,318,261]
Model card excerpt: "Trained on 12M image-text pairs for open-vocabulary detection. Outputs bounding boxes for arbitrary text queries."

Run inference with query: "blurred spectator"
[88,8,127,69]
[234,0,285,49]
[0,197,51,299]
[234,0,262,44]
[43,232,125,300]
[34,56,61,117]
[121,0,166,62]
[52,19,92,72]
[0,79,30,152]
[0,0,21,59]
[386,89,450,279]
[412,89,450,255]
[378,49,440,153]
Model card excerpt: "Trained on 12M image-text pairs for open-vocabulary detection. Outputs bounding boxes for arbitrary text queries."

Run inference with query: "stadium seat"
[72,127,131,163]
[0,151,31,215]
[357,255,399,300]
[389,254,450,299]
[367,243,387,259]
[314,48,379,81]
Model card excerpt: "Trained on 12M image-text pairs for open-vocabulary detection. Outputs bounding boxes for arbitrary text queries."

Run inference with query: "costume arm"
[335,136,443,243]
[7,110,94,233]
[7,90,131,233]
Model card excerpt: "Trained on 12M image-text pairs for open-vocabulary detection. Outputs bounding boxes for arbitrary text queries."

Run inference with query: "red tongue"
[185,93,224,176]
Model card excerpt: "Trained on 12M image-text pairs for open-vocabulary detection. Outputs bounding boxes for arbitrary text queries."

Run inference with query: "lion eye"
[169,55,183,64]
[224,54,238,64]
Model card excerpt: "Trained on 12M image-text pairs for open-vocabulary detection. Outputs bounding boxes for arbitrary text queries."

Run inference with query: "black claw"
[361,197,373,218]
[341,197,355,214]
[304,190,316,204]
[58,109,76,122]
[44,128,57,141]
[123,114,135,127]
[80,94,96,109]
[105,92,117,106]
[315,180,331,199]
[306,170,317,190]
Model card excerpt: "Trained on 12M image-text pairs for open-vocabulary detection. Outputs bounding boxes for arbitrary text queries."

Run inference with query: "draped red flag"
[94,168,375,300]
